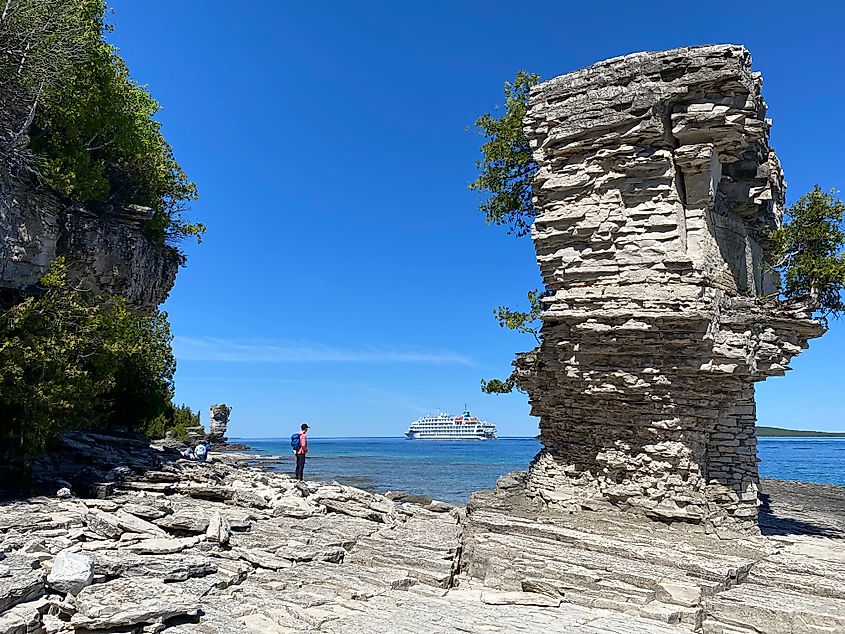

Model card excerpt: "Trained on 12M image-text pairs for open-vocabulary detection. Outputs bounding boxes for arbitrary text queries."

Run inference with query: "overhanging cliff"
[0,177,180,312]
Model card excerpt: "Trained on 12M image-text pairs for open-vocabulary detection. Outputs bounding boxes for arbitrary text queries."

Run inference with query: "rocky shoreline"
[1,434,845,633]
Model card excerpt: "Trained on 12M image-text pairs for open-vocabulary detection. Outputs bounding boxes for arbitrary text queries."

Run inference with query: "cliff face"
[516,45,824,532]
[0,178,179,312]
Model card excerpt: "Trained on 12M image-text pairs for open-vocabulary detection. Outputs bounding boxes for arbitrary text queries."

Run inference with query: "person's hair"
[301,423,308,431]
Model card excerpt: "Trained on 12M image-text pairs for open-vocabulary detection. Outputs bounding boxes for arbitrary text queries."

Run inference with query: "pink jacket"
[295,431,308,455]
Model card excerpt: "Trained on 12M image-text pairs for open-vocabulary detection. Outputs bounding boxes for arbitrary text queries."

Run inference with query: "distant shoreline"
[756,426,845,437]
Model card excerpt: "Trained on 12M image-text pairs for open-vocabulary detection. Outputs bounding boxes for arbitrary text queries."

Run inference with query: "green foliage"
[469,70,540,236]
[168,404,200,442]
[0,0,100,176]
[216,403,232,417]
[13,0,204,247]
[105,308,175,429]
[145,403,200,441]
[480,376,520,395]
[0,258,176,457]
[492,288,544,344]
[470,72,543,395]
[769,186,845,320]
[481,289,544,395]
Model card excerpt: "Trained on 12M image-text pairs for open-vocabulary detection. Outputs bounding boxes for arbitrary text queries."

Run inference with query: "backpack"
[290,433,301,451]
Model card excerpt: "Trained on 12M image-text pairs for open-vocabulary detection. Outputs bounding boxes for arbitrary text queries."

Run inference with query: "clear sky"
[107,1,844,437]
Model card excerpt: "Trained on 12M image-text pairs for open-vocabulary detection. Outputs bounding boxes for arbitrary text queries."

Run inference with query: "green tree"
[29,2,203,247]
[468,70,540,236]
[0,259,176,457]
[480,289,544,394]
[1,0,203,248]
[103,306,175,430]
[145,403,200,441]
[470,71,544,394]
[0,0,100,178]
[492,288,544,344]
[769,186,845,321]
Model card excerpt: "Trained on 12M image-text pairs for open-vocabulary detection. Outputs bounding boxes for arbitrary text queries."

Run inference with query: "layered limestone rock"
[4,435,845,633]
[208,404,231,445]
[514,45,823,532]
[461,478,845,633]
[0,178,179,311]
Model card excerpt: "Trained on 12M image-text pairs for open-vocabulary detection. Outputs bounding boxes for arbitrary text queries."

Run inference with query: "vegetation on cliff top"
[0,2,205,459]
[0,0,204,249]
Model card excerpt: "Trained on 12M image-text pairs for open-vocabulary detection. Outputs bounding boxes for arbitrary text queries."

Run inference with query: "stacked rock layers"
[517,45,823,531]
[208,404,231,445]
[1,180,179,312]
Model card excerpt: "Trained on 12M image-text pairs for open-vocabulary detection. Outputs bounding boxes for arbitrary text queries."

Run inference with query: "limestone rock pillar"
[208,404,231,445]
[516,45,823,532]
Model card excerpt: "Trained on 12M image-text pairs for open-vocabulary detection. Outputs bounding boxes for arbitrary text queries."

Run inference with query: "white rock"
[480,590,562,607]
[125,536,201,555]
[47,550,94,595]
[70,578,200,629]
[272,495,316,518]
[206,510,232,545]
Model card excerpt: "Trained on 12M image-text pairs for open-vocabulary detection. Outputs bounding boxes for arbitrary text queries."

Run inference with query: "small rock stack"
[207,404,231,445]
[515,45,824,532]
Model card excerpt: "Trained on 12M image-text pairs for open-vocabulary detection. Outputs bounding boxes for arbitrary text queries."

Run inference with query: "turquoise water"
[238,437,845,505]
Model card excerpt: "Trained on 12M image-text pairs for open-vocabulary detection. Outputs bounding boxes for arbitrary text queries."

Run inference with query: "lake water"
[237,436,845,505]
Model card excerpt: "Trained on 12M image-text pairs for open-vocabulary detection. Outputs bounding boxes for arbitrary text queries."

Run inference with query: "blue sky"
[108,1,844,437]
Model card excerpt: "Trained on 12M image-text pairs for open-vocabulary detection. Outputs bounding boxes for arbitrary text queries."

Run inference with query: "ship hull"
[405,433,494,440]
[404,410,497,441]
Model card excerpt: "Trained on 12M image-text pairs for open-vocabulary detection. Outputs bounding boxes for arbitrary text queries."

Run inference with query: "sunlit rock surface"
[513,44,823,531]
[2,437,844,633]
[0,179,179,312]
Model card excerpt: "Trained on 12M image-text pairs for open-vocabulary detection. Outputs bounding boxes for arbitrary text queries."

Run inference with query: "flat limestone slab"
[70,578,200,629]
[316,589,684,634]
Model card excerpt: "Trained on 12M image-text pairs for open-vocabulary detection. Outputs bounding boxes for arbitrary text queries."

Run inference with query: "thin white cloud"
[173,336,472,365]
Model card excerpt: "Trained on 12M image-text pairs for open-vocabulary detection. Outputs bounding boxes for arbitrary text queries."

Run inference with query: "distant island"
[757,426,845,437]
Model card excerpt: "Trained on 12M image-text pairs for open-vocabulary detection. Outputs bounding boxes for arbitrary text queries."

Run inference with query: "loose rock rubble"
[2,436,845,633]
[0,446,470,634]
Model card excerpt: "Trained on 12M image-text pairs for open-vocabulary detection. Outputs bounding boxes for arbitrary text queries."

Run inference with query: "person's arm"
[302,433,307,454]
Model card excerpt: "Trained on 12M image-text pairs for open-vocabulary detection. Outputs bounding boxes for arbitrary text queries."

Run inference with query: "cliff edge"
[0,177,180,312]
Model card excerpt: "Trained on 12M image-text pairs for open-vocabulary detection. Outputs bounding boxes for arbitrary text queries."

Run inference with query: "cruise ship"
[405,411,496,440]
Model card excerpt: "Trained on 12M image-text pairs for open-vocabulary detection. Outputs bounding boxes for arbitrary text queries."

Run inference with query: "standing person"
[292,423,309,481]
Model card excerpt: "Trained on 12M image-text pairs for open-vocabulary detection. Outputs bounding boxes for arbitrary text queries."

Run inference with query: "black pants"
[295,453,306,480]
